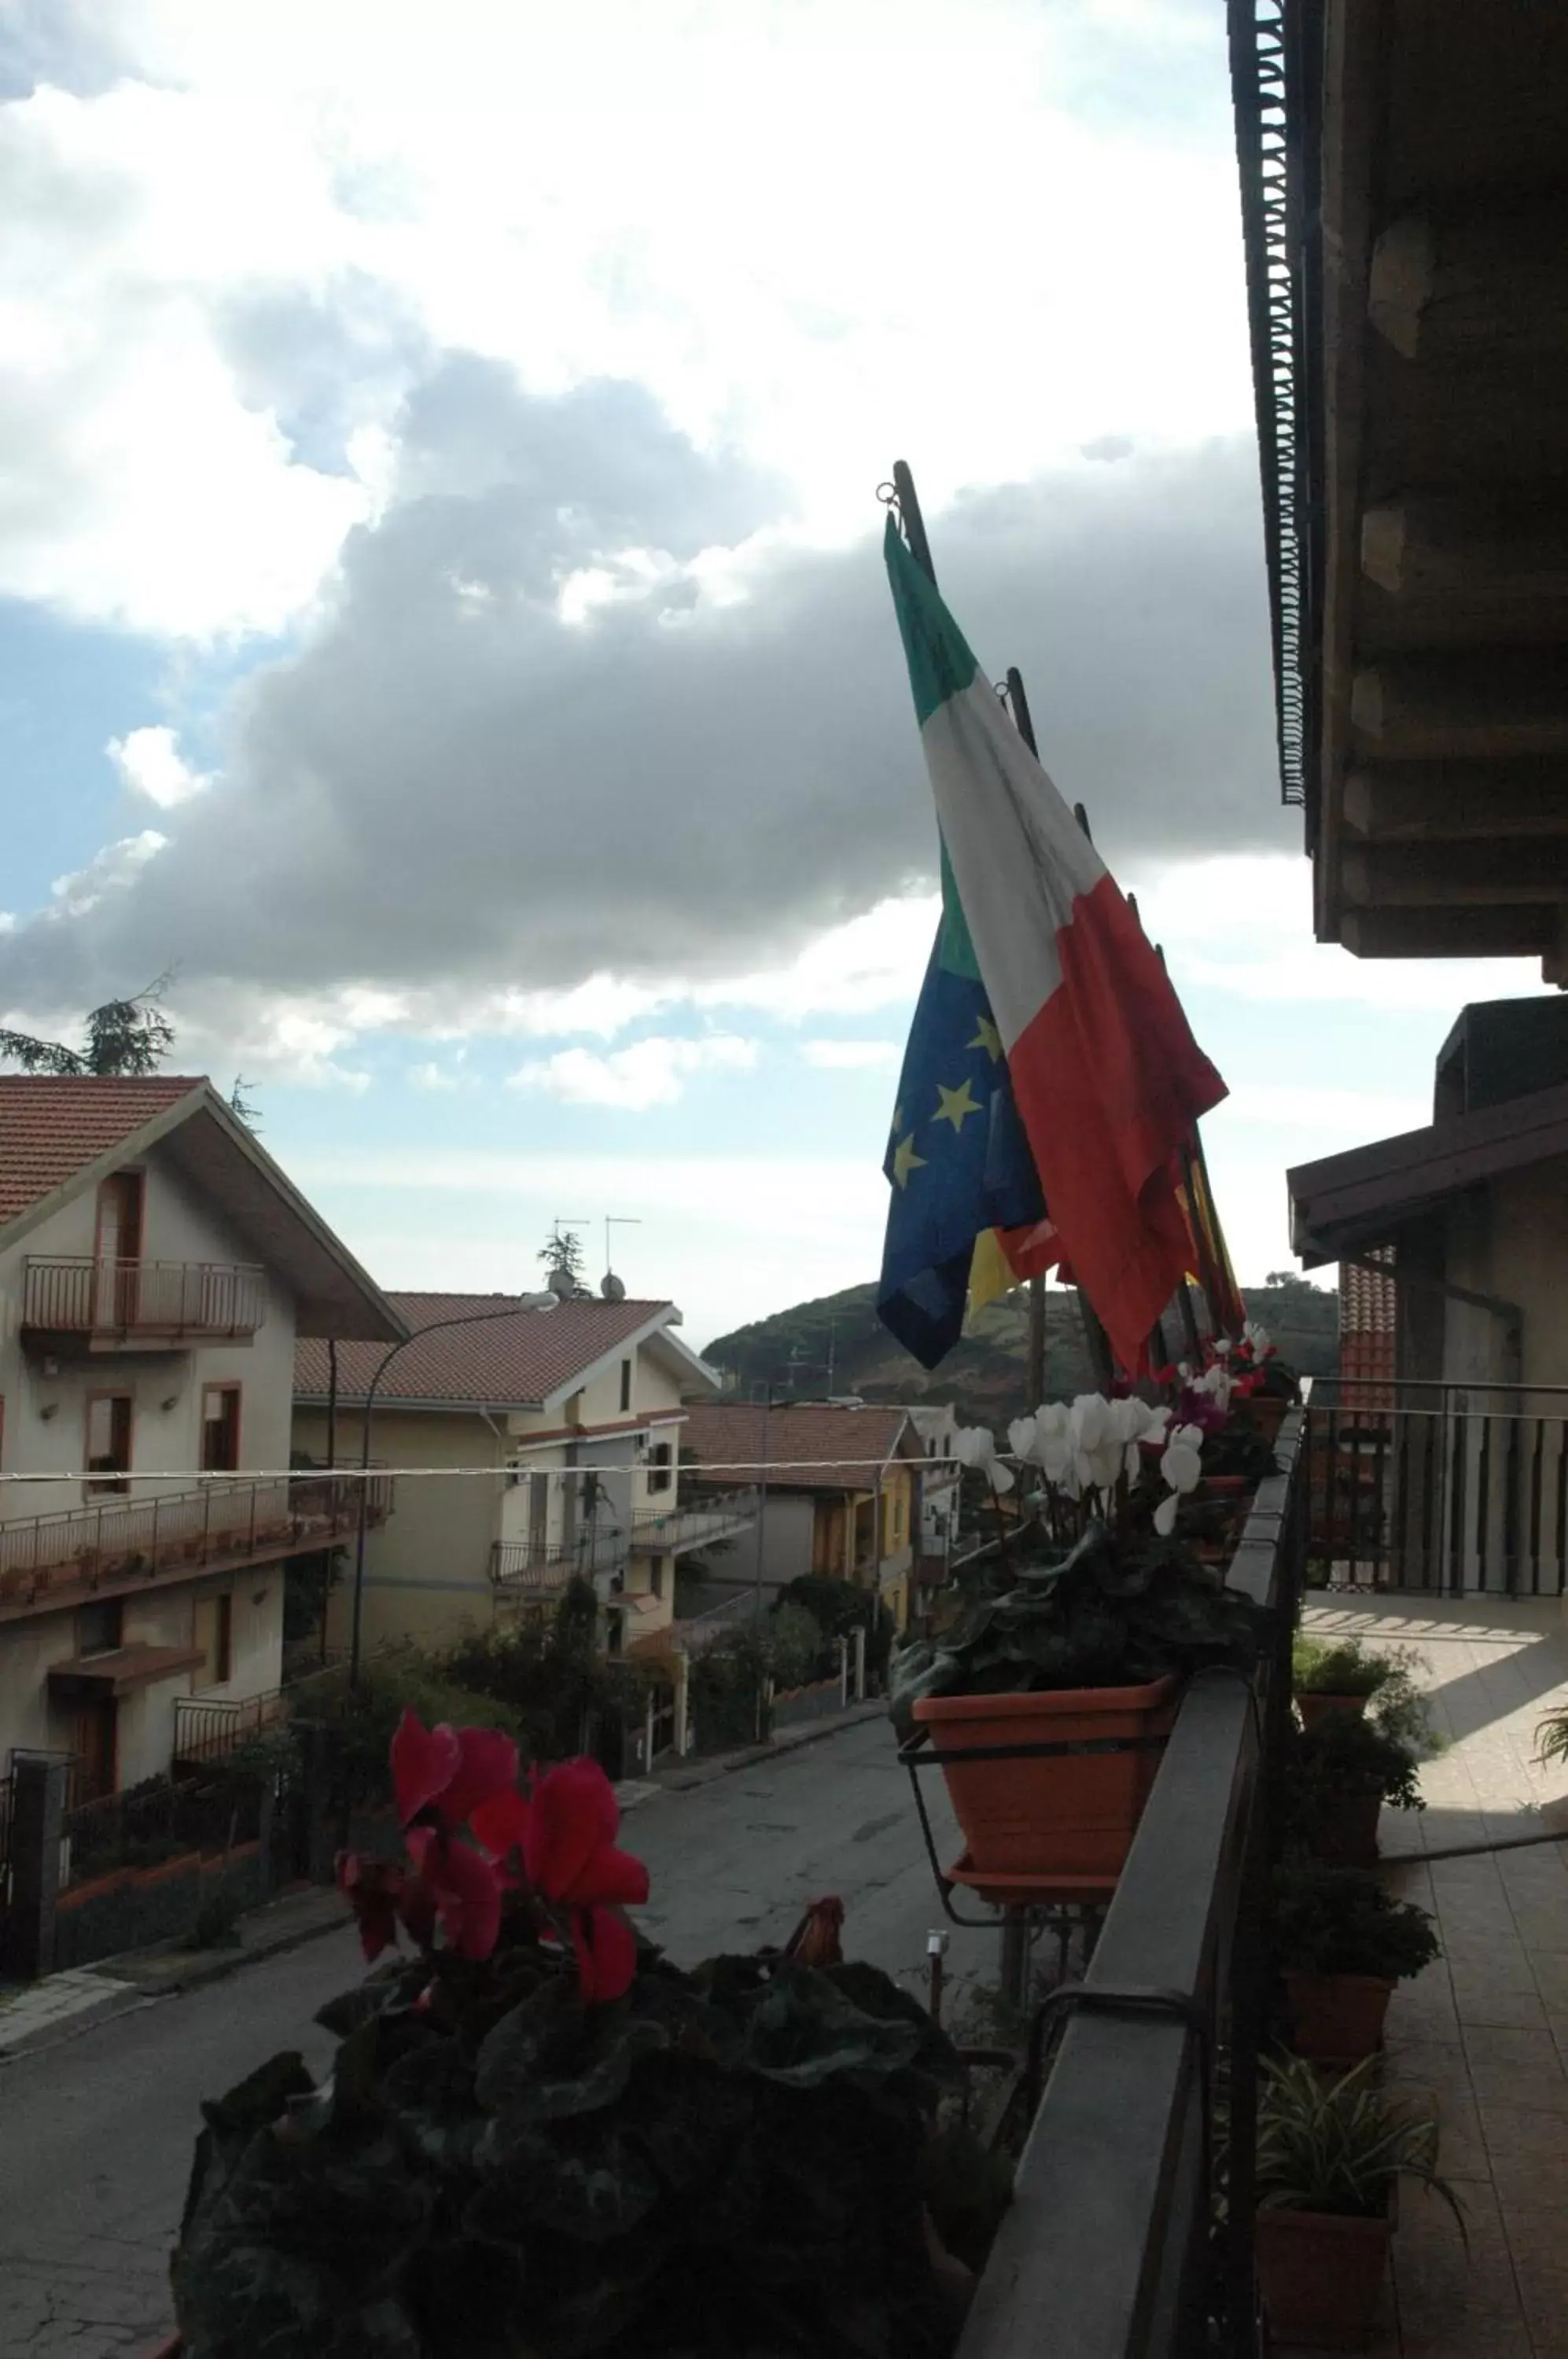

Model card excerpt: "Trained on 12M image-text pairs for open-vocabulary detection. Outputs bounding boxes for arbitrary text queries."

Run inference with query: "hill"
[703,1272,1338,1422]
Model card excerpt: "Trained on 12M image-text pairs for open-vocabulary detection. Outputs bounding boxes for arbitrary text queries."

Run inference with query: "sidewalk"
[652,1697,885,1792]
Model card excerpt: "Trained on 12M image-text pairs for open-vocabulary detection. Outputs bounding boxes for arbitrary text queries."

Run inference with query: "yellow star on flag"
[891,1132,926,1189]
[968,1014,1003,1063]
[934,1077,981,1133]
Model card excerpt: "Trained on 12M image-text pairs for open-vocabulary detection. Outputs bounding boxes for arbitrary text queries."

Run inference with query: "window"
[650,1555,665,1601]
[94,1171,145,1327]
[85,1393,133,1493]
[194,1593,233,1685]
[647,1441,672,1496]
[201,1385,241,1473]
[77,1598,123,1657]
[619,1358,632,1414]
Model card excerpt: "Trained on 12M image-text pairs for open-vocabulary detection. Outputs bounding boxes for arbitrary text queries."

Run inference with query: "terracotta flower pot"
[1284,1969,1395,2063]
[912,1676,1180,1880]
[1297,1690,1371,1732]
[1255,2203,1390,2350]
[1309,1788,1382,1868]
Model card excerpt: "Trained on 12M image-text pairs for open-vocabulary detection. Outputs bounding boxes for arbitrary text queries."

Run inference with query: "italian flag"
[885,517,1228,1374]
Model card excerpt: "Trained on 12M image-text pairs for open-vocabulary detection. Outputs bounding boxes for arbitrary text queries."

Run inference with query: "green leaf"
[477,1985,668,2136]
[741,1967,924,2089]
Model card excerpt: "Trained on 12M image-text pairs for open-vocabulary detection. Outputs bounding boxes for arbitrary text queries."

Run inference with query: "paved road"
[0,1716,992,2357]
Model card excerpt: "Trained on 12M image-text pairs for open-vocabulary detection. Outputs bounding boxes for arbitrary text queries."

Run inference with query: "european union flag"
[877,864,1046,1369]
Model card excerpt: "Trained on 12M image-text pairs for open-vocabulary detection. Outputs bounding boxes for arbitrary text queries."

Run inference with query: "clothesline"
[0,1455,977,1487]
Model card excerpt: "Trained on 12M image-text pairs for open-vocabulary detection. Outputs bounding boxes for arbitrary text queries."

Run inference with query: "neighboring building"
[293,1294,738,1664]
[1288,998,1568,1589]
[904,1404,963,1575]
[680,1401,926,1632]
[0,1076,403,1796]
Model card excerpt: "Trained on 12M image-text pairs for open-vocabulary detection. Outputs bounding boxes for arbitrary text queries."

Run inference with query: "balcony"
[490,1529,629,1595]
[0,1473,392,1621]
[631,1489,756,1557]
[22,1256,266,1346]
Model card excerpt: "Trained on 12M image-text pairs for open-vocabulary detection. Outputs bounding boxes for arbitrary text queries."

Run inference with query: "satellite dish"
[547,1266,576,1301]
[601,1270,627,1302]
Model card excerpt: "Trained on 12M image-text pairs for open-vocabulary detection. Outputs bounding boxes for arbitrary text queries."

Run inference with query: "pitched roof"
[0,1073,403,1342]
[680,1402,915,1492]
[0,1075,201,1227]
[294,1293,709,1410]
[1288,1077,1568,1268]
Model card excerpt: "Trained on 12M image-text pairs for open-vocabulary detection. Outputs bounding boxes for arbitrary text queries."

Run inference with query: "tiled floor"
[1296,1593,1568,2357]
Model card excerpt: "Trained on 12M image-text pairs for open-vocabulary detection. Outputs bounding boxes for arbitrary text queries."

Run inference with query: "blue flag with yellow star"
[877,862,1047,1369]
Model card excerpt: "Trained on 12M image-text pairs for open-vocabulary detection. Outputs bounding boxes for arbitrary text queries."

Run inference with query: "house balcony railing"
[490,1529,630,1594]
[631,1489,756,1556]
[0,1473,392,1620]
[22,1256,266,1342]
[953,1420,1302,2359]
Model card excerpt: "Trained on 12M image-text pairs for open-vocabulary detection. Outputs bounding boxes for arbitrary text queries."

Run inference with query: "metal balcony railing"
[490,1529,629,1592]
[0,1473,392,1617]
[630,1489,756,1555]
[23,1256,266,1338]
[953,1419,1303,2359]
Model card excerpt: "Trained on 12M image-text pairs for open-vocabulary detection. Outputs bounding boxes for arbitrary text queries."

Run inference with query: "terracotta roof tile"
[294,1292,677,1408]
[0,1075,204,1231]
[680,1402,913,1491]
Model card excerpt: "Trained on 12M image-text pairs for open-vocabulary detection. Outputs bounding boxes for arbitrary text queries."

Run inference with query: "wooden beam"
[1343,840,1568,909]
[1360,499,1568,636]
[1338,905,1555,960]
[1344,760,1568,843]
[1351,656,1568,762]
[1369,203,1568,365]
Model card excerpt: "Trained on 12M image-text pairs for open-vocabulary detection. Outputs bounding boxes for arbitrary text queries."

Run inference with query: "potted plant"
[1255,2052,1464,2350]
[1274,1860,1441,2061]
[1286,1713,1424,1868]
[893,1492,1264,1884]
[166,1712,982,2359]
[1293,1634,1397,1730]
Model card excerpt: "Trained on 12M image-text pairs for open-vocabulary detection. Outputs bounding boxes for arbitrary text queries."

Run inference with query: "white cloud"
[409,1061,462,1091]
[801,1039,903,1071]
[511,1034,760,1110]
[1217,1084,1429,1139]
[105,723,210,808]
[46,830,167,919]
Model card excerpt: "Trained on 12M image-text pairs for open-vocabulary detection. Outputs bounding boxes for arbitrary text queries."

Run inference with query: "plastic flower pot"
[912,1675,1179,1880]
[1297,1690,1371,1732]
[1255,2203,1391,2350]
[1309,1789,1383,1868]
[1285,1970,1396,2064]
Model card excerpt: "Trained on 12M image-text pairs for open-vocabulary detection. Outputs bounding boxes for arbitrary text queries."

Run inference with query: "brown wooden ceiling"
[1239,2,1568,976]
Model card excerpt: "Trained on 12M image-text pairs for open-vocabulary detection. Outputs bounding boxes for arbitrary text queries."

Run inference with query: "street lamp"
[347,1292,559,1687]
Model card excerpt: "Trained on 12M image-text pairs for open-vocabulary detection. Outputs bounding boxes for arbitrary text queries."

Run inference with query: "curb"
[655,1698,886,1793]
[103,1900,354,1999]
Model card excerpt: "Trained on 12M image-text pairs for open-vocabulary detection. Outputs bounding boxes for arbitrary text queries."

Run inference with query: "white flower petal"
[1154,1492,1178,1536]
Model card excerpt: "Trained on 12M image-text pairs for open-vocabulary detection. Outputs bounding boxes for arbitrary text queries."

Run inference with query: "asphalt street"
[0,1713,991,2357]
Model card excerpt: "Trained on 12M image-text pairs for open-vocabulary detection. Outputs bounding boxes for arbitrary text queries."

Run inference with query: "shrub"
[1286,1713,1425,1824]
[1293,1636,1395,1698]
[1273,1861,1440,1982]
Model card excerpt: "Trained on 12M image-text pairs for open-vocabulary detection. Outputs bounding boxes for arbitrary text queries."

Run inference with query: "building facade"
[680,1401,926,1632]
[0,1077,401,1794]
[293,1294,734,1663]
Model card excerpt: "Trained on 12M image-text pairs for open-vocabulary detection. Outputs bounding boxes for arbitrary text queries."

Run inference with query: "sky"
[0,0,1549,1356]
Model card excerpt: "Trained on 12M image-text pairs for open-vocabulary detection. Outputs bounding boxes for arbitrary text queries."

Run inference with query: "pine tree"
[539,1227,588,1294]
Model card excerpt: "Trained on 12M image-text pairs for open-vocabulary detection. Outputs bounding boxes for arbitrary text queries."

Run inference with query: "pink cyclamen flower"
[471,1757,649,2003]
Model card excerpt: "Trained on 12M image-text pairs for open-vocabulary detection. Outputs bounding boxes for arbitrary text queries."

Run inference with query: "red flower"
[391,1709,517,1831]
[337,1850,439,1963]
[472,1757,648,2002]
[405,1824,502,1963]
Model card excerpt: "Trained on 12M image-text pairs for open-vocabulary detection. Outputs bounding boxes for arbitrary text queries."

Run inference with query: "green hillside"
[703,1272,1338,1422]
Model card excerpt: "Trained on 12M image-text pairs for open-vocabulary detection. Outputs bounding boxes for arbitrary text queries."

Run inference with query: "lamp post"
[347,1292,559,1688]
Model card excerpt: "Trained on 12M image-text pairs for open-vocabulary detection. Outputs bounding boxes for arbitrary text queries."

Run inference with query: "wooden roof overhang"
[1231,2,1568,976]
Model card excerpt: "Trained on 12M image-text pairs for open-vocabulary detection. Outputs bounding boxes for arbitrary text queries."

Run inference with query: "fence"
[0,1470,392,1613]
[22,1254,265,1337]
[60,1762,266,1888]
[1305,1377,1568,1595]
[955,1420,1302,2359]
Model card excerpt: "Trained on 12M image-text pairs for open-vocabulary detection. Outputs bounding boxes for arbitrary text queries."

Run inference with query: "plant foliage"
[889,1521,1268,1739]
[172,1921,968,2357]
[1273,1862,1440,1982]
[1292,1636,1394,1699]
[1257,2053,1464,2235]
[1286,1714,1425,1821]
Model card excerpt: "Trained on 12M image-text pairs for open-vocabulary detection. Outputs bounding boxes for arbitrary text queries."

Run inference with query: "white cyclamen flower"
[951,1423,1014,1492]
